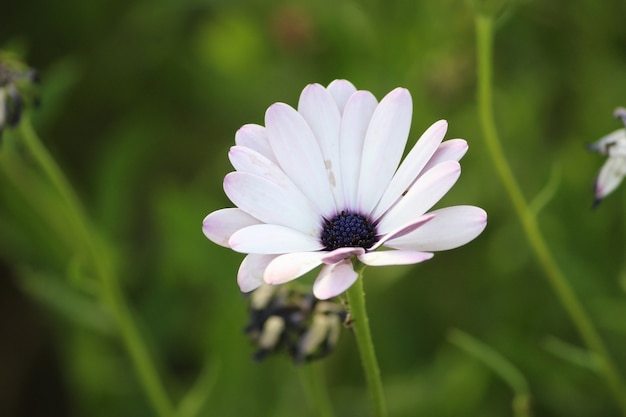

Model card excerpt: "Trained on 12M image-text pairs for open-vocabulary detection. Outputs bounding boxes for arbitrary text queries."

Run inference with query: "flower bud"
[0,52,40,139]
[244,285,346,363]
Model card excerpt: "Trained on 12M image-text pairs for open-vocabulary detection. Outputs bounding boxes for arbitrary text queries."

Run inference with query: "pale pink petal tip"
[237,254,276,293]
[594,156,626,202]
[313,260,359,300]
[202,208,260,248]
[327,79,358,112]
[386,206,487,252]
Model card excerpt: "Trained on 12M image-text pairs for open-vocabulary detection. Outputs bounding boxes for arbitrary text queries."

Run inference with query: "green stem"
[176,359,219,417]
[449,329,532,417]
[475,15,626,414]
[18,116,175,417]
[298,362,335,417]
[345,267,387,417]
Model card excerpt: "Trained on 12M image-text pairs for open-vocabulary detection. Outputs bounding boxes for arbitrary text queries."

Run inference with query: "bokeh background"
[2,0,626,416]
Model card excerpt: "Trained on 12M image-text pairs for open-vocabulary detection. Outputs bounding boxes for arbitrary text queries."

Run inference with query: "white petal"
[420,139,468,174]
[339,91,378,210]
[313,259,358,299]
[595,155,626,201]
[223,171,321,235]
[238,254,277,292]
[298,84,344,208]
[264,252,325,285]
[589,129,626,157]
[358,88,413,214]
[229,224,323,254]
[615,107,626,125]
[321,247,365,264]
[358,250,433,266]
[377,161,461,235]
[327,79,357,114]
[385,206,487,251]
[228,146,300,191]
[202,208,261,247]
[372,120,448,219]
[235,124,277,163]
[265,103,336,216]
[370,214,435,250]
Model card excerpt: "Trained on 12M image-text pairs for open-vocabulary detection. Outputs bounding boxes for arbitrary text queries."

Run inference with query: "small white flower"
[203,80,487,299]
[588,107,626,206]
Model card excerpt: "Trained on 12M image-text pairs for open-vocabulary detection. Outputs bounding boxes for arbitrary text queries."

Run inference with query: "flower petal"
[313,259,358,300]
[385,205,487,251]
[265,103,336,216]
[327,79,357,114]
[372,120,448,219]
[235,124,277,163]
[594,155,626,202]
[321,247,365,264]
[298,84,344,208]
[371,214,435,250]
[420,139,468,174]
[229,224,323,254]
[340,90,378,210]
[238,254,277,292]
[615,107,626,126]
[223,171,321,235]
[264,252,325,285]
[377,160,461,235]
[358,250,433,266]
[588,129,626,157]
[202,208,261,247]
[228,146,299,191]
[358,88,413,214]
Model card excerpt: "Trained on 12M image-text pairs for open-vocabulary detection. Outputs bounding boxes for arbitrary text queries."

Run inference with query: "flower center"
[320,211,378,251]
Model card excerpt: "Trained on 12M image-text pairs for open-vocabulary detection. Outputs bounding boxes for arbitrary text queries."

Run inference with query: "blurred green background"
[2,0,626,416]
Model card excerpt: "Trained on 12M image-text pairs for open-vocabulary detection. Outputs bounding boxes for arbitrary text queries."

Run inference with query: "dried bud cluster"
[244,285,347,363]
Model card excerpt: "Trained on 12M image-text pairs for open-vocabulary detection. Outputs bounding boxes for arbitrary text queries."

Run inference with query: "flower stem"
[18,116,175,417]
[345,268,387,417]
[475,15,626,414]
[298,362,335,417]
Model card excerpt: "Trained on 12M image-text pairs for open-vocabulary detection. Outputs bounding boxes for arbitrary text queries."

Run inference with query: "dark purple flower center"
[321,211,378,251]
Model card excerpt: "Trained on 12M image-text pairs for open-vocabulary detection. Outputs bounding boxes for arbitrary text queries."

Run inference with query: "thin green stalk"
[345,267,387,417]
[176,359,218,417]
[17,116,175,417]
[475,15,626,414]
[298,362,335,417]
[0,151,77,249]
[449,329,532,417]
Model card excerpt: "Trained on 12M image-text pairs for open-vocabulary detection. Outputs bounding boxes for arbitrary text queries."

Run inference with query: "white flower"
[203,80,487,299]
[589,107,626,206]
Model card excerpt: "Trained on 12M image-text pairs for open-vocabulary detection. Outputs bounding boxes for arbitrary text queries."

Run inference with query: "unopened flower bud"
[244,285,346,363]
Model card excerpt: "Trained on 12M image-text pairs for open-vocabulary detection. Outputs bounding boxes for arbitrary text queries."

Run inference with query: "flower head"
[0,52,39,139]
[203,80,487,299]
[588,107,626,207]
